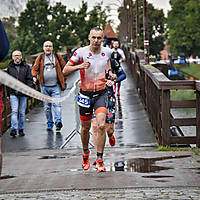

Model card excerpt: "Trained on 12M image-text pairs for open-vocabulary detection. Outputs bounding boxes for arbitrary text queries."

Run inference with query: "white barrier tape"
[0,69,78,103]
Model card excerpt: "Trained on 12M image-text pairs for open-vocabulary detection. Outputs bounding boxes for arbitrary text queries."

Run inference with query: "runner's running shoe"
[82,151,90,170]
[96,159,106,172]
[109,135,116,146]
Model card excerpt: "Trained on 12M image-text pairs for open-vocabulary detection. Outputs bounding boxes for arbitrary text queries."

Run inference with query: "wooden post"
[196,90,200,147]
[161,90,171,146]
[129,0,134,51]
[136,0,140,48]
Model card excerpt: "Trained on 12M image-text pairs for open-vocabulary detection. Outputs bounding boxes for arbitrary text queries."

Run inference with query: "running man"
[111,40,126,96]
[63,27,115,172]
[92,70,116,150]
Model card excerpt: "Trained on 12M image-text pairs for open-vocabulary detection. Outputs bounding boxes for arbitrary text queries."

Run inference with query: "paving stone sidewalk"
[0,187,200,200]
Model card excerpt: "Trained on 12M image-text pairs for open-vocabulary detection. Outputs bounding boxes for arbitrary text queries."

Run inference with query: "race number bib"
[77,93,91,108]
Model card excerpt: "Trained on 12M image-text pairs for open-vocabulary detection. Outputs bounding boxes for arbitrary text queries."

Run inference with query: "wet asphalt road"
[2,63,156,152]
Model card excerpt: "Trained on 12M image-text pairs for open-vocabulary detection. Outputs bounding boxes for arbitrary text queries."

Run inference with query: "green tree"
[168,0,200,56]
[17,0,50,55]
[87,2,111,37]
[48,2,77,50]
[9,0,110,56]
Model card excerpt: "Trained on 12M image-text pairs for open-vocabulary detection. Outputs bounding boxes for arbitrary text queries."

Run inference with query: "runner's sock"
[97,152,103,160]
[108,133,113,137]
[83,149,89,155]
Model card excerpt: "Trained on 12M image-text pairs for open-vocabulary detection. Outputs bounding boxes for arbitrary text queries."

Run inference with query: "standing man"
[63,27,115,172]
[32,41,66,131]
[7,50,33,137]
[0,19,10,176]
[111,40,126,96]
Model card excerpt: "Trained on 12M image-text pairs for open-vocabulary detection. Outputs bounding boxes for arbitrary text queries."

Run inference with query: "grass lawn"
[171,64,200,100]
[176,63,200,79]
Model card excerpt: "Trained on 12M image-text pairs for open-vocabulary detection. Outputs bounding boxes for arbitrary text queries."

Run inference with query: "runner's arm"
[119,49,126,62]
[106,59,116,81]
[62,60,90,76]
[120,57,126,62]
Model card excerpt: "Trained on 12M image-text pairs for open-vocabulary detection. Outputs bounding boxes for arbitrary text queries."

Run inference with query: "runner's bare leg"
[92,118,98,152]
[80,120,91,150]
[96,113,106,153]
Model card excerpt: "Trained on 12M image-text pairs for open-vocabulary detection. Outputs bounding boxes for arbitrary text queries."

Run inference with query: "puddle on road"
[0,175,16,180]
[108,155,191,173]
[39,155,65,159]
[142,175,173,178]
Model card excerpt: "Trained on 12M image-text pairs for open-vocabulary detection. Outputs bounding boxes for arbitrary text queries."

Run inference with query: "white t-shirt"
[70,46,112,91]
[111,48,126,59]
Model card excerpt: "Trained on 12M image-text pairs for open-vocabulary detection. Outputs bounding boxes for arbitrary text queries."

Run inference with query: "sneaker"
[96,159,106,172]
[109,135,116,146]
[56,121,63,131]
[117,91,120,96]
[10,130,17,137]
[47,122,53,131]
[18,129,25,137]
[82,151,90,170]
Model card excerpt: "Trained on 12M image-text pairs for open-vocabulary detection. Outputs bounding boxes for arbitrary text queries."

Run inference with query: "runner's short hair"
[90,27,103,34]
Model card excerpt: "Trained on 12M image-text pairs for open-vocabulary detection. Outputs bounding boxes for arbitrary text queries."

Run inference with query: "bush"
[0,59,10,70]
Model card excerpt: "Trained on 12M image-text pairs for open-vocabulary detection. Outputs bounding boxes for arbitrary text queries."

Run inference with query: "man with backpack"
[32,41,66,131]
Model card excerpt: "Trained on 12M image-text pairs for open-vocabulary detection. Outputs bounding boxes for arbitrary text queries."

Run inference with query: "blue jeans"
[10,95,27,130]
[40,84,62,126]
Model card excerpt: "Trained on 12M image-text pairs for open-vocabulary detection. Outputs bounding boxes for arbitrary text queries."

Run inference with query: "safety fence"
[124,47,200,147]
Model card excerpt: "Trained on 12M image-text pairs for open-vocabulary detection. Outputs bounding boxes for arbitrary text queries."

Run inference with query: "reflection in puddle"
[127,158,172,173]
[110,155,191,173]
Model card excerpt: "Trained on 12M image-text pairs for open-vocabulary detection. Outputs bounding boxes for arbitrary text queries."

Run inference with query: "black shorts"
[78,89,107,121]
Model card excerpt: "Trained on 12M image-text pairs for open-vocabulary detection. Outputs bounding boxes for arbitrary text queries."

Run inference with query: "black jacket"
[7,61,33,96]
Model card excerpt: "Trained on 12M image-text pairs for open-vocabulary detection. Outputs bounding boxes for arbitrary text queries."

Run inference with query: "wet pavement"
[0,64,200,199]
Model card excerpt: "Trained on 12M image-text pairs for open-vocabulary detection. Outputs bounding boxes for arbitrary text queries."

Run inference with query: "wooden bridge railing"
[1,85,40,133]
[124,47,200,147]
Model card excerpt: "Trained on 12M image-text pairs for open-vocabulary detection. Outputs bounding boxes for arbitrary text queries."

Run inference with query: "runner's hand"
[81,61,90,69]
[33,77,37,84]
[106,80,114,87]
[109,73,117,81]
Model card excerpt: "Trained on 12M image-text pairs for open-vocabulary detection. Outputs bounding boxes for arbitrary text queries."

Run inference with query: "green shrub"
[0,59,10,70]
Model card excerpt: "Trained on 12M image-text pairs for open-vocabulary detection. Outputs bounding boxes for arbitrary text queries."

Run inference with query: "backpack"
[39,52,62,68]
